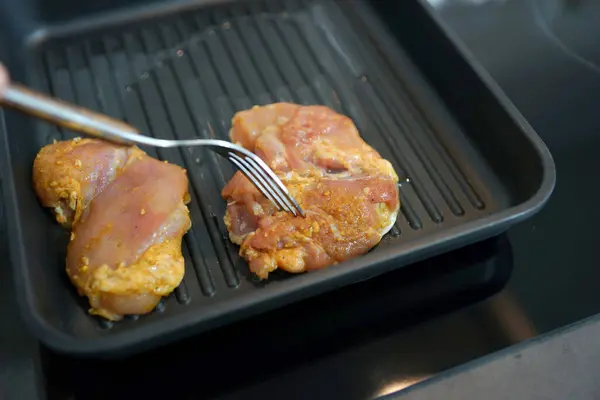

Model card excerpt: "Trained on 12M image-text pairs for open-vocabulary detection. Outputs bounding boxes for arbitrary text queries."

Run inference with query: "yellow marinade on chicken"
[222,103,400,280]
[33,138,191,320]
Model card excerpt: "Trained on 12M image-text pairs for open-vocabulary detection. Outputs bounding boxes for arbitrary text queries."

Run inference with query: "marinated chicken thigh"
[33,138,191,320]
[222,103,400,280]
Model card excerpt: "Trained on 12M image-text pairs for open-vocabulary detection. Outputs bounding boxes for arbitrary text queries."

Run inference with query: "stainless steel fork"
[1,83,305,217]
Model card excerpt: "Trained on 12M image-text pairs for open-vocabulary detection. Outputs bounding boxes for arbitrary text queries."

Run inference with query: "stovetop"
[3,0,600,398]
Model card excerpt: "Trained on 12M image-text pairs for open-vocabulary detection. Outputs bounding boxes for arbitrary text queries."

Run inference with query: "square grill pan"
[0,0,555,357]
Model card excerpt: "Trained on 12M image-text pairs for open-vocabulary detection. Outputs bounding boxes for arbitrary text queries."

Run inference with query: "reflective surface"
[3,0,600,398]
[446,0,600,334]
[37,237,513,399]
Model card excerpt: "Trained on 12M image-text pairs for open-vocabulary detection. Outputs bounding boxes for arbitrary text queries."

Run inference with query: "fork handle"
[1,83,139,145]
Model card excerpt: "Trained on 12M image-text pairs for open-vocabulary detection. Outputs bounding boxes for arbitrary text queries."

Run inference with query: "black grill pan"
[0,0,555,357]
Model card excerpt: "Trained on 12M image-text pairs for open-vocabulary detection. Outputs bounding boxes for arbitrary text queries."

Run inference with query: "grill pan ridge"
[0,0,555,356]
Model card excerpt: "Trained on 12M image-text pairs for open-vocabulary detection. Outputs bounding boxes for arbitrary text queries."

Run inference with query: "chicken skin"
[222,103,400,280]
[33,138,191,321]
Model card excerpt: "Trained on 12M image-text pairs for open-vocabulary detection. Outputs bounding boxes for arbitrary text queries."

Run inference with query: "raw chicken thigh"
[33,138,191,320]
[222,103,400,280]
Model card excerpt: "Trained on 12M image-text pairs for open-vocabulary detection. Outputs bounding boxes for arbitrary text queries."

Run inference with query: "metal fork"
[0,83,305,217]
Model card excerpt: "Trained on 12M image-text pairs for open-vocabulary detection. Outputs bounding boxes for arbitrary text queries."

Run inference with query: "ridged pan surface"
[2,0,552,356]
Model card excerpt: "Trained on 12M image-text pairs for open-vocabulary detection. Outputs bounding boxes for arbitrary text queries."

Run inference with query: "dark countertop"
[2,0,600,398]
[394,312,600,400]
[439,0,600,334]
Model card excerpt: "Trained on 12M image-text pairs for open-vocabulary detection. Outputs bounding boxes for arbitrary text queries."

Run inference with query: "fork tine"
[243,153,305,217]
[228,155,284,212]
[242,155,299,216]
[181,138,305,217]
[241,157,299,216]
[228,153,288,212]
[232,153,299,216]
